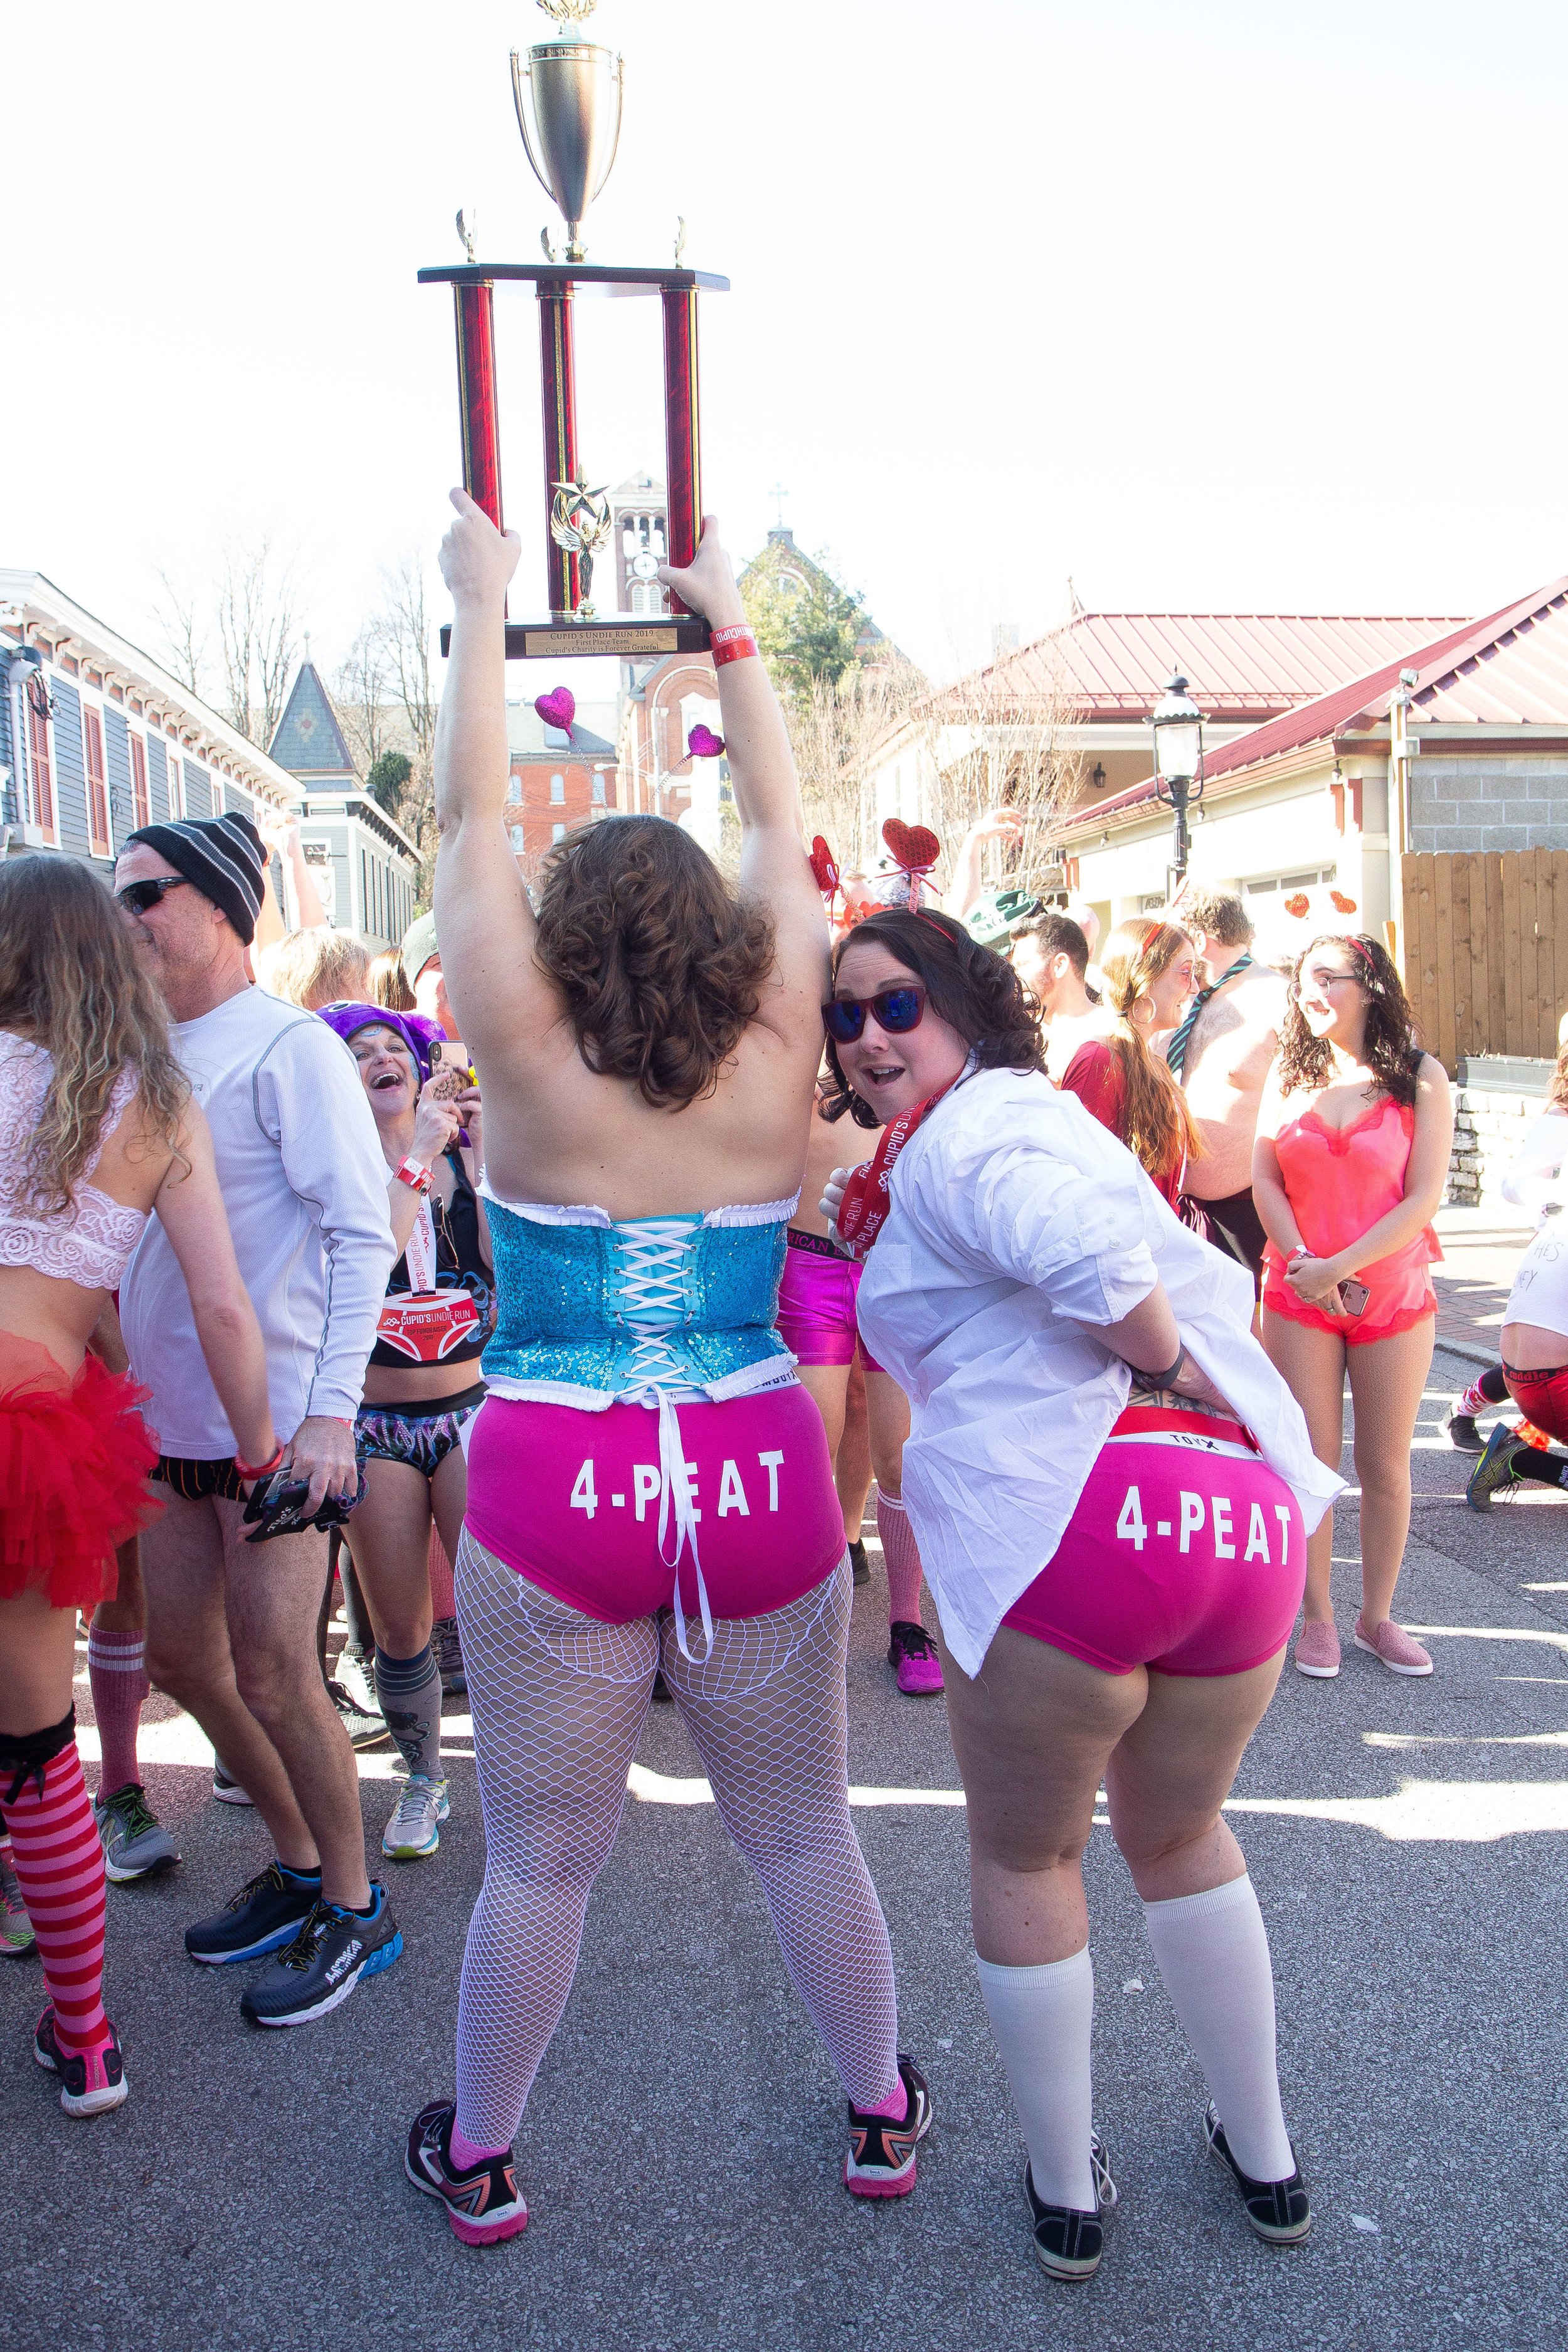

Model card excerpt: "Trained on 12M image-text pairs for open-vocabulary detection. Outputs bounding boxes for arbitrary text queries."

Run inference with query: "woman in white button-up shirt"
[823,904,1340,2282]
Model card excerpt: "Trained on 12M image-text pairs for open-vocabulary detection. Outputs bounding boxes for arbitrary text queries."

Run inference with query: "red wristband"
[711,625,758,668]
[395,1157,433,1195]
[234,1443,284,1481]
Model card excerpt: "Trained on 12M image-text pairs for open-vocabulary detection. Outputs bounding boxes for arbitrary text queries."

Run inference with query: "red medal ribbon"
[837,1075,961,1251]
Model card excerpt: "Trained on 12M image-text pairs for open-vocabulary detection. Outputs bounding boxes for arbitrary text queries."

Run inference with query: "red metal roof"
[984,609,1470,721]
[1056,577,1568,837]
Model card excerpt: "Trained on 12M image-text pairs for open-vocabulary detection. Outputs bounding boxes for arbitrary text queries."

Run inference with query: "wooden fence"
[1401,849,1568,1073]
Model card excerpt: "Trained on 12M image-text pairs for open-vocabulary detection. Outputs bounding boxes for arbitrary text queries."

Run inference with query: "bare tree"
[369,552,442,882]
[216,535,302,750]
[152,566,206,697]
[787,659,924,875]
[331,627,390,778]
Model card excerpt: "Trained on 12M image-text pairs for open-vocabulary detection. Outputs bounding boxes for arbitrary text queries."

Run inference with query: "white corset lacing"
[480,1189,800,1663]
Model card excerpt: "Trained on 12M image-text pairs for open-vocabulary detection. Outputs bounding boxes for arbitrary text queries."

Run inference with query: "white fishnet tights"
[453,1532,901,2151]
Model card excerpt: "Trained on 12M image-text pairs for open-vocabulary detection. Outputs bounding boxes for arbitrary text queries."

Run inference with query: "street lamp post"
[1150,669,1206,887]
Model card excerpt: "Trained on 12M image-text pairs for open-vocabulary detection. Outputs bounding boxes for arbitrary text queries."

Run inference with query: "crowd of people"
[0,482,1500,2288]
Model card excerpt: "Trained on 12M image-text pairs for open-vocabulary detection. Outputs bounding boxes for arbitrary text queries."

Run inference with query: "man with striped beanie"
[122,810,268,945]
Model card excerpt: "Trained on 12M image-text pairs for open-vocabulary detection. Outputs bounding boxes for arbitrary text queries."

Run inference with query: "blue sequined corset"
[480,1196,795,1404]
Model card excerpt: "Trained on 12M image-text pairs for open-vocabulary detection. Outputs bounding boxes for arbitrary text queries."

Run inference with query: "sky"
[3,0,1567,705]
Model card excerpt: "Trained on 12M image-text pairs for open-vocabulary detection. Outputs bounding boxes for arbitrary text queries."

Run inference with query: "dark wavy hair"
[1276,932,1422,1108]
[531,816,776,1110]
[820,906,1044,1127]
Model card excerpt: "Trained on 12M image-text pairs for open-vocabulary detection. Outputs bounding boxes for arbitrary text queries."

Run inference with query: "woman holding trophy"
[403,489,926,2245]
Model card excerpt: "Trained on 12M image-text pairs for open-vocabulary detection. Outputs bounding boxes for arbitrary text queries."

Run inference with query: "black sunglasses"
[822,985,926,1044]
[115,876,190,914]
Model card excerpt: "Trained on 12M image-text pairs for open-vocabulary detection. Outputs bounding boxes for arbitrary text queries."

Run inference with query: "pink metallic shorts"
[776,1232,886,1374]
[464,1384,846,1625]
[1001,1404,1306,1678]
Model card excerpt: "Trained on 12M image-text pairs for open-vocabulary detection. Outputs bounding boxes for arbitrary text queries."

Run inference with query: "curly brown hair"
[1094,918,1204,1181]
[0,855,189,1212]
[819,906,1044,1127]
[531,817,776,1110]
[1276,932,1422,1108]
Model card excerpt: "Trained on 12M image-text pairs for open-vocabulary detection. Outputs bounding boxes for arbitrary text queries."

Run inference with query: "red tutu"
[0,1333,162,1609]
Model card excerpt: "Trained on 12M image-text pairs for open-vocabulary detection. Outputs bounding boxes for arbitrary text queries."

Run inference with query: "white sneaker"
[335,1644,379,1717]
[382,1775,450,1862]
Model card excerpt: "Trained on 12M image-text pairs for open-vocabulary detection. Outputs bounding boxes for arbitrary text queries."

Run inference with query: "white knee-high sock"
[1142,1875,1295,2183]
[975,1948,1096,2210]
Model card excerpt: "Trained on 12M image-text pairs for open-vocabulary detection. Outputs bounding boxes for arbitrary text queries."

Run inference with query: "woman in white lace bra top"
[0,857,277,2112]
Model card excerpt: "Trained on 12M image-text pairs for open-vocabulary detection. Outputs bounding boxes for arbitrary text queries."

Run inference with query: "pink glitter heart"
[534,686,576,734]
[687,723,726,760]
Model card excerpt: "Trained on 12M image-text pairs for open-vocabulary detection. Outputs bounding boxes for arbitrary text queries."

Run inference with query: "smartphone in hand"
[1338,1279,1370,1316]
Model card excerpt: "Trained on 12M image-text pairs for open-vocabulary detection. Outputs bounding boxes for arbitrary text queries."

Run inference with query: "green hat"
[401,910,439,988]
[963,888,1042,951]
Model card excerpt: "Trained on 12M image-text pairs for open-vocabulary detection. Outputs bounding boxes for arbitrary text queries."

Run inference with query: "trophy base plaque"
[419,260,729,660]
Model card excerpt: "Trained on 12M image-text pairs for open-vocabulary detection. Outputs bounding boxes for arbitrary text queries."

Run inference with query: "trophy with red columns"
[420,0,727,661]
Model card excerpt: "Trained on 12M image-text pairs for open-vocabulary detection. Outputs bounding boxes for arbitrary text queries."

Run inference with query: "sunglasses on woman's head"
[115,876,189,914]
[822,985,926,1044]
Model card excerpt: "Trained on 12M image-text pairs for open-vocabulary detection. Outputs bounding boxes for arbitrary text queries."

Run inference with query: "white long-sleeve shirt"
[854,1064,1343,1678]
[122,986,395,1456]
[1500,1106,1568,1224]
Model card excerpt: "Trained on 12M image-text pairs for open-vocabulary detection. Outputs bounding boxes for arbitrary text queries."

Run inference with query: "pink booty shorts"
[1002,1404,1306,1677]
[776,1232,885,1373]
[464,1383,847,1625]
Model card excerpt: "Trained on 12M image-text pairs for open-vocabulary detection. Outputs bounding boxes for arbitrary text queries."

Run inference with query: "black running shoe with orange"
[406,2100,529,2245]
[844,2053,931,2197]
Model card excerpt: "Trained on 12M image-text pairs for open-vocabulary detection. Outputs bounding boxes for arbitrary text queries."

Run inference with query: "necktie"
[1167,952,1253,1079]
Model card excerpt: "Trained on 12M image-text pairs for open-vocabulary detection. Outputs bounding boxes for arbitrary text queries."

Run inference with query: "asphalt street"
[4,1341,1567,2352]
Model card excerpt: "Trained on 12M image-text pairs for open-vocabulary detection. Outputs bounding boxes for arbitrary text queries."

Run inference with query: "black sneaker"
[844,2053,932,2197]
[327,1677,389,1749]
[240,1885,401,2027]
[184,1860,320,1965]
[432,1617,467,1697]
[1467,1424,1525,1512]
[1204,2102,1311,2243]
[406,2099,529,2245]
[1024,2134,1117,2281]
[1443,1408,1486,1454]
[848,1539,871,1587]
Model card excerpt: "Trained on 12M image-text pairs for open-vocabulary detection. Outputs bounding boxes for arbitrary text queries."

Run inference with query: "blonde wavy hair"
[258,926,372,1012]
[1096,916,1204,1182]
[0,856,189,1213]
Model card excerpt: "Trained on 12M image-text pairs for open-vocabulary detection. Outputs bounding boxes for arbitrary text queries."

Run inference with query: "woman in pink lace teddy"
[1253,933,1453,1683]
[0,856,275,2115]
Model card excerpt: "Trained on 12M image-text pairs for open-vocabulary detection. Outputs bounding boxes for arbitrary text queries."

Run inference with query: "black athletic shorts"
[1185,1185,1269,1297]
[152,1455,247,1502]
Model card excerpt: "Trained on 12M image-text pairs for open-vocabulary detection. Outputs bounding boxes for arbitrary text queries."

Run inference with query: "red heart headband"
[809,836,841,904]
[881,818,941,911]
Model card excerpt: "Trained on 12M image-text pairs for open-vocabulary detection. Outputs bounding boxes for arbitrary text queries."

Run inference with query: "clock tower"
[611,473,671,615]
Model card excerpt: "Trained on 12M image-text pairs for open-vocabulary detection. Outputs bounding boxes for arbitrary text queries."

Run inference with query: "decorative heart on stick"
[1283,892,1310,919]
[809,836,840,899]
[881,818,940,874]
[1330,888,1358,915]
[534,686,576,734]
[687,723,726,759]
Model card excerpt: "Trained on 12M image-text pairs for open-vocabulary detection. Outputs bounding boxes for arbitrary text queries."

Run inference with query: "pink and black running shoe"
[33,2005,128,2116]
[844,2054,932,2197]
[888,1621,945,1696]
[405,2100,529,2245]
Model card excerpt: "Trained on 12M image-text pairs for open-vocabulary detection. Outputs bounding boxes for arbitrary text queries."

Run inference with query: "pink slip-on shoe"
[1353,1616,1434,1677]
[1293,1621,1341,1678]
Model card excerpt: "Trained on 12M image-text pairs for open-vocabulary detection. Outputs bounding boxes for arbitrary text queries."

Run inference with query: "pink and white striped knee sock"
[0,1736,110,2052]
[875,1486,924,1625]
[87,1626,149,1797]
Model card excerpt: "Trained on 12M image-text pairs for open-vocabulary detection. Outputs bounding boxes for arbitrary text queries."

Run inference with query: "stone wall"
[1447,1079,1550,1205]
[1411,756,1568,856]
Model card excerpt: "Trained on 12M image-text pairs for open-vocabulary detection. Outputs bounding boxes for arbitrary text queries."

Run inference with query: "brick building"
[504,699,619,861]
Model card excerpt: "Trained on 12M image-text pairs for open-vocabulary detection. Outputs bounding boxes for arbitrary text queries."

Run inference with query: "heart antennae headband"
[880,817,941,912]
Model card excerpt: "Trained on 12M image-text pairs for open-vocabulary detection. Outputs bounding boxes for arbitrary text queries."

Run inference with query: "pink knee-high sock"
[1,1741,109,2051]
[87,1626,149,1796]
[428,1527,456,1623]
[876,1486,924,1625]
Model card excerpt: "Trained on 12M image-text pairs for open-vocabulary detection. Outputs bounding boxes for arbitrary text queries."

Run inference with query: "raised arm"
[659,521,828,1045]
[430,487,535,1070]
[944,808,1025,920]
